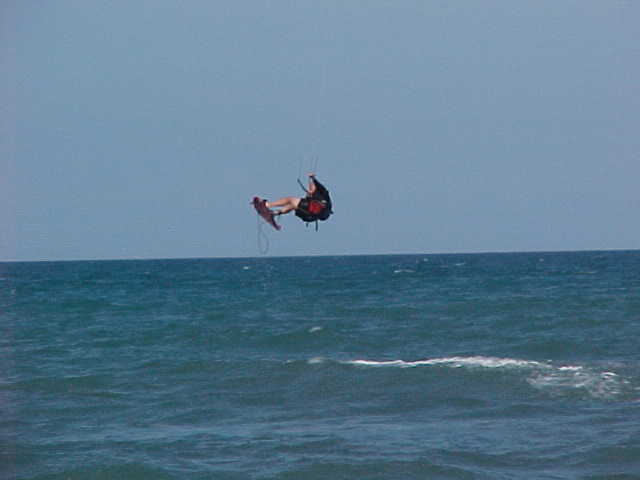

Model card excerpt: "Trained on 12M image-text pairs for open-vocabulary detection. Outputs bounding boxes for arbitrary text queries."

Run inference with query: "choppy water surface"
[3,251,640,479]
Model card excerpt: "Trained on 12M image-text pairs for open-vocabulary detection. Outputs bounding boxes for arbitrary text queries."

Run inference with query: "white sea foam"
[558,366,583,372]
[527,367,625,399]
[347,356,628,400]
[309,326,323,333]
[347,356,545,369]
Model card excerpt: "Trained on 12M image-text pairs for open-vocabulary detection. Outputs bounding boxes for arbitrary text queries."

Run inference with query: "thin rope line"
[256,213,269,255]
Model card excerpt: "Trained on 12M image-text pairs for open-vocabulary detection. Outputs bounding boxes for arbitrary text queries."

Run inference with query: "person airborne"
[264,173,332,224]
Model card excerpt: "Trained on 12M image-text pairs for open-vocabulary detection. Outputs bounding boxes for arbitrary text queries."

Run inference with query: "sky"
[2,0,638,261]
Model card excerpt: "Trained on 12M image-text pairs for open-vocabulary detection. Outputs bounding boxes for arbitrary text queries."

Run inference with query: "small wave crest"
[347,356,544,369]
[345,356,632,400]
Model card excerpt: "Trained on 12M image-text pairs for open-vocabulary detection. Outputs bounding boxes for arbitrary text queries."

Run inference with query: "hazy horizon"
[3,1,638,261]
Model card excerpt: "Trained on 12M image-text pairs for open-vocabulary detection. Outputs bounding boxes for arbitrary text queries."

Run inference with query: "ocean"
[2,251,640,480]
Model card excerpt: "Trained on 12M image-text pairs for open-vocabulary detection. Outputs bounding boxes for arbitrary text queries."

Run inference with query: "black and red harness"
[295,177,333,229]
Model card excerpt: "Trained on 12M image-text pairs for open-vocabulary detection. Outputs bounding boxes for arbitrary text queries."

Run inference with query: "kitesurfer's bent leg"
[265,197,301,215]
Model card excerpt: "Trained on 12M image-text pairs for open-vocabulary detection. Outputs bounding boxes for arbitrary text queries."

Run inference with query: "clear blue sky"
[2,0,638,261]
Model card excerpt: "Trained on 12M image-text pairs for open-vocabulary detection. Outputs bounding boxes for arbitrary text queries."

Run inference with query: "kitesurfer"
[265,173,332,223]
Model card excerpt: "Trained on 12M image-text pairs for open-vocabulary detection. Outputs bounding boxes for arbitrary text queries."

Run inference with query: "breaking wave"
[345,356,634,401]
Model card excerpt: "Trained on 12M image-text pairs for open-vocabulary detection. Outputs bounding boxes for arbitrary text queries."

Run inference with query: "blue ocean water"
[2,251,640,480]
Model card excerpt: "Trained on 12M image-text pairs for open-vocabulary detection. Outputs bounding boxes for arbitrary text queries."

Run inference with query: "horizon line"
[1,247,638,264]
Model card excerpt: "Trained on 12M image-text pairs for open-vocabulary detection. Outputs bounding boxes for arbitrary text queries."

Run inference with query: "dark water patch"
[27,463,177,480]
[10,374,118,398]
[272,436,349,455]
[582,475,640,480]
[579,444,640,467]
[269,459,476,480]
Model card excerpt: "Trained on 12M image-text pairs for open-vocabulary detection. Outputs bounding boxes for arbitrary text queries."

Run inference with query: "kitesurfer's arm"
[308,174,329,200]
[307,173,317,196]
